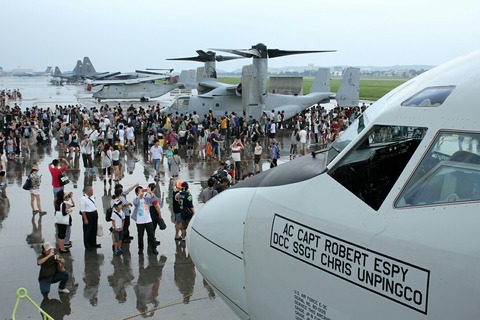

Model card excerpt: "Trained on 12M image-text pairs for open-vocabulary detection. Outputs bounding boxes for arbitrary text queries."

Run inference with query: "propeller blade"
[267,49,336,58]
[210,48,261,58]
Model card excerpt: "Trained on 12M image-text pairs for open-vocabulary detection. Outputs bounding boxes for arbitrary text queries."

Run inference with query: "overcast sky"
[2,0,479,73]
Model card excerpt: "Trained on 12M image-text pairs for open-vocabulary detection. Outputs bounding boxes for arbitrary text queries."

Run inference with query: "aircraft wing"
[91,75,169,86]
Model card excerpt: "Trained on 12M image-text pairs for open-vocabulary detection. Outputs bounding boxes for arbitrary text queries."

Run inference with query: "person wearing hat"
[29,165,45,215]
[37,242,70,297]
[175,181,195,243]
[172,180,183,240]
[111,200,125,256]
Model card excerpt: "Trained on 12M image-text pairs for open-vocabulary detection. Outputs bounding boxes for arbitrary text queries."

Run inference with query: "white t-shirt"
[133,198,153,224]
[112,209,125,230]
[150,146,163,160]
[299,129,308,143]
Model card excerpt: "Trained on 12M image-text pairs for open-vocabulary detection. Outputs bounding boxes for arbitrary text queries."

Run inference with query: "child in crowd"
[112,200,125,256]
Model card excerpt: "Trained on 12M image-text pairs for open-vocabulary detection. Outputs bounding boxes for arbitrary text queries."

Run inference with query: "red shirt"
[49,165,67,188]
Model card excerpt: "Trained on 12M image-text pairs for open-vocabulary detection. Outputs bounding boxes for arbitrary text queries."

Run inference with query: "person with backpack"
[200,177,218,203]
[111,200,125,256]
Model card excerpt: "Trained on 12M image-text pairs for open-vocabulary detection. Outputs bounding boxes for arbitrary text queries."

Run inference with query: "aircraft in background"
[90,69,197,102]
[187,50,480,320]
[51,57,110,84]
[163,66,359,119]
[12,67,53,77]
[162,44,358,119]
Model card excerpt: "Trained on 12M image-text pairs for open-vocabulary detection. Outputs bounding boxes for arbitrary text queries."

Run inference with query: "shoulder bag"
[59,172,70,186]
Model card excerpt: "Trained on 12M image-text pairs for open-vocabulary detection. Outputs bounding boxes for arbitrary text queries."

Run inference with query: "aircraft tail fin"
[335,67,360,107]
[72,60,83,76]
[309,68,330,93]
[178,69,197,90]
[45,66,53,74]
[82,57,96,76]
[54,66,63,77]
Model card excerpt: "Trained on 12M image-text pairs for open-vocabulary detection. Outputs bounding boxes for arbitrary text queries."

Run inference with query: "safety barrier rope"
[11,288,53,320]
[122,284,208,320]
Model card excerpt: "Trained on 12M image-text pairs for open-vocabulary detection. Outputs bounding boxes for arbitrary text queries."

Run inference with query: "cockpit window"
[401,86,455,107]
[329,125,427,210]
[396,131,480,208]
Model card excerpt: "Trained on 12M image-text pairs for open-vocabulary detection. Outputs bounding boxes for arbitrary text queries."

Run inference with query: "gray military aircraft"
[52,57,112,84]
[12,66,53,77]
[91,69,197,102]
[162,44,359,120]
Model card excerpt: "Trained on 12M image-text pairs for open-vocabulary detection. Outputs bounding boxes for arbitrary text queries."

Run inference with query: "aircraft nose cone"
[187,188,256,320]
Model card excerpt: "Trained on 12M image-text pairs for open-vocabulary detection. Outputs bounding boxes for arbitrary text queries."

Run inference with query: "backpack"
[22,176,32,190]
[105,207,113,222]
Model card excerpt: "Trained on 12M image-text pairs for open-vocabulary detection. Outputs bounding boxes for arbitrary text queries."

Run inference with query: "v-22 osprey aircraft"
[187,49,480,320]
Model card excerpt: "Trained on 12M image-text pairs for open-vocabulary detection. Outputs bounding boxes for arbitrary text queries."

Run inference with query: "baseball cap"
[176,180,184,190]
[42,242,53,251]
[113,200,123,208]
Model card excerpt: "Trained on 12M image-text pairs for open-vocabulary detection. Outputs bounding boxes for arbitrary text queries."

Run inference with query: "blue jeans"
[39,270,69,295]
[152,159,160,172]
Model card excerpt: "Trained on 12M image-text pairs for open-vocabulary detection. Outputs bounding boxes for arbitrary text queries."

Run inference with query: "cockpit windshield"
[329,125,427,210]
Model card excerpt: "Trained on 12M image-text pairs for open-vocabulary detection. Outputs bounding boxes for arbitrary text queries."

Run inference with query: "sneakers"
[58,288,70,294]
[115,248,123,256]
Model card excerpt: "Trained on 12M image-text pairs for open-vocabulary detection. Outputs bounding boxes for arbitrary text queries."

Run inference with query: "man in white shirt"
[80,186,100,251]
[299,126,308,156]
[148,140,163,178]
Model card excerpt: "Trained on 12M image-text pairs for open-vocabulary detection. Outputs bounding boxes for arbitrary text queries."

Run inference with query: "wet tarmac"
[0,77,303,319]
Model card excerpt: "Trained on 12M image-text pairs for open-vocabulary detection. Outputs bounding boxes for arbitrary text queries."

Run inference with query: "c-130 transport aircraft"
[187,49,480,320]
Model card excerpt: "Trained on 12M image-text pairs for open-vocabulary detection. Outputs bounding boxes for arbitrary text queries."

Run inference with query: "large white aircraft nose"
[187,188,255,320]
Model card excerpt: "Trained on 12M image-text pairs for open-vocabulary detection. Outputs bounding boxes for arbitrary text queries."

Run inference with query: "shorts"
[174,212,182,224]
[30,188,40,195]
[56,223,67,239]
[181,218,191,230]
[113,230,123,243]
[112,160,120,166]
[254,154,261,164]
[102,167,112,176]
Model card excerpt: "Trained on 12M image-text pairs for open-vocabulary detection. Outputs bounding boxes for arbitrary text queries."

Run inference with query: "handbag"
[22,177,32,190]
[54,211,70,225]
[159,217,167,230]
[59,173,69,186]
[97,224,104,237]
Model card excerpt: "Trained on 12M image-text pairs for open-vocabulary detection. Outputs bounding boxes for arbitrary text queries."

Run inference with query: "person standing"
[175,181,195,243]
[113,182,139,243]
[29,165,46,215]
[37,242,70,298]
[146,182,163,245]
[299,126,308,156]
[54,190,72,253]
[230,138,244,183]
[148,139,163,178]
[111,200,125,256]
[80,134,95,174]
[254,141,263,174]
[80,186,100,251]
[101,144,113,185]
[270,139,280,168]
[290,128,299,160]
[169,149,181,187]
[132,186,159,255]
[48,158,69,198]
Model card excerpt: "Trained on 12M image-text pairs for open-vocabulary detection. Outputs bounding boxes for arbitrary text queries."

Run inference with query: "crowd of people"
[0,95,366,300]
